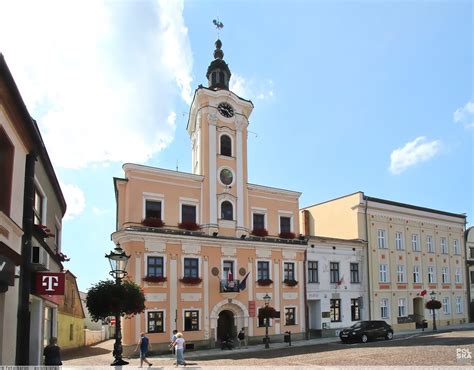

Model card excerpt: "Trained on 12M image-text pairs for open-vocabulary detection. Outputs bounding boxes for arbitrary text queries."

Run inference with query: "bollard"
[284,331,292,346]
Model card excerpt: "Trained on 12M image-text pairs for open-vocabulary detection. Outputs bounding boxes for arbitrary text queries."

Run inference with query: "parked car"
[339,321,394,343]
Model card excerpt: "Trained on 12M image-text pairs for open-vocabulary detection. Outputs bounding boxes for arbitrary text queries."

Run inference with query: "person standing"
[43,337,62,366]
[135,332,153,367]
[170,329,178,355]
[170,332,186,366]
[238,328,246,349]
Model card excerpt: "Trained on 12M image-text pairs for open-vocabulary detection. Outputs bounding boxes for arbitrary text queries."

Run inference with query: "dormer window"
[220,135,232,156]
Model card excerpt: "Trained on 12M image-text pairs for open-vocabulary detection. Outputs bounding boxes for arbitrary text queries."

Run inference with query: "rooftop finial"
[213,18,224,38]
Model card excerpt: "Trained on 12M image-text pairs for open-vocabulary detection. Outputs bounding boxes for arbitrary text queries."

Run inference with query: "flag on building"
[419,289,427,296]
[337,275,344,286]
[239,272,250,291]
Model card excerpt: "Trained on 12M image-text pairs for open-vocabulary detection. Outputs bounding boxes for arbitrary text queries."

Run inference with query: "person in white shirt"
[170,332,186,366]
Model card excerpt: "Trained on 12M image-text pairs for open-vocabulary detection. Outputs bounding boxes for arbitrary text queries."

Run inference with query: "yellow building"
[57,271,85,349]
[301,191,468,331]
[112,38,306,353]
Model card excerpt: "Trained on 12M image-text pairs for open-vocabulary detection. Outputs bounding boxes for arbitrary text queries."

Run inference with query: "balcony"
[220,279,240,293]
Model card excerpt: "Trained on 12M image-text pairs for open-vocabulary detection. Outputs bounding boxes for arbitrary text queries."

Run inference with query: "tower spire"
[207,19,231,90]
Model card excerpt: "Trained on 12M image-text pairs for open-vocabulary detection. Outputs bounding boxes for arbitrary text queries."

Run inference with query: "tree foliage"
[425,299,442,310]
[86,279,145,322]
[258,306,277,319]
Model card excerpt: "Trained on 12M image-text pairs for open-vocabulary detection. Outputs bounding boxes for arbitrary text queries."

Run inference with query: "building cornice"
[248,183,301,198]
[123,163,204,182]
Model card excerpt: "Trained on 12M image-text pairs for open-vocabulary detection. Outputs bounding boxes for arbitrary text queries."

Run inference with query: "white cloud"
[389,136,441,175]
[61,183,86,220]
[92,206,108,216]
[230,74,275,101]
[453,100,474,128]
[0,0,193,169]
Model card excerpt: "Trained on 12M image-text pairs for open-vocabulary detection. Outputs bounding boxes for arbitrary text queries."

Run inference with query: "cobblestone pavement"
[62,328,474,368]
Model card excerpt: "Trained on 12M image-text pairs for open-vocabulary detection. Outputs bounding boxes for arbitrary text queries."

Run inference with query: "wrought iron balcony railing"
[220,279,240,293]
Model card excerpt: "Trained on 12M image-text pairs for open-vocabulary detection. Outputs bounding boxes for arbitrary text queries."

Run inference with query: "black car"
[339,321,394,343]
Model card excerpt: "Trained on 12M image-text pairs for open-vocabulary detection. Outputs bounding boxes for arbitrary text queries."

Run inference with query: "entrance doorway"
[413,297,425,323]
[217,310,235,341]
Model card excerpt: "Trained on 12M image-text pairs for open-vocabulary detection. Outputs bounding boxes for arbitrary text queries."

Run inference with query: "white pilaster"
[298,260,305,331]
[236,119,244,230]
[248,259,254,336]
[274,258,280,334]
[204,256,210,339]
[170,256,178,331]
[208,114,217,225]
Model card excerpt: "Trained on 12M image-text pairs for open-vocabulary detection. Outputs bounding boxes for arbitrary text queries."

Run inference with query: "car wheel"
[386,331,393,340]
[361,334,368,343]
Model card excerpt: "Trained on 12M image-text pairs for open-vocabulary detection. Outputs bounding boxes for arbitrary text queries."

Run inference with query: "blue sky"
[0,0,472,292]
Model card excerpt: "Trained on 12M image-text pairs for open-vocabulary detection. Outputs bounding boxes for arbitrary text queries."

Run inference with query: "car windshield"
[350,322,366,329]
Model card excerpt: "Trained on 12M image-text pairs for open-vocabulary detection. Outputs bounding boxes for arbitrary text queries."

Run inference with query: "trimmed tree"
[86,279,145,321]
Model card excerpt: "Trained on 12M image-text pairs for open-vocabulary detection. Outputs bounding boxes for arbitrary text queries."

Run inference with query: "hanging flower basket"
[257,278,273,286]
[33,224,55,239]
[56,251,70,262]
[258,306,277,319]
[251,228,268,237]
[279,231,296,239]
[178,221,200,231]
[142,217,164,227]
[180,276,202,285]
[426,300,442,310]
[283,279,298,287]
[143,275,167,283]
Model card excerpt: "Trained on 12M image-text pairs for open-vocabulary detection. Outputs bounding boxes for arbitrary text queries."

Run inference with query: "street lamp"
[105,243,130,366]
[263,293,271,349]
[430,291,437,331]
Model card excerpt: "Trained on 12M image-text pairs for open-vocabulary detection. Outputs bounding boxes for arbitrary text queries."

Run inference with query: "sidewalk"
[148,322,474,361]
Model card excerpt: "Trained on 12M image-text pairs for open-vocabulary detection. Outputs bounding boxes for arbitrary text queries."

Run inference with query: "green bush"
[86,279,145,321]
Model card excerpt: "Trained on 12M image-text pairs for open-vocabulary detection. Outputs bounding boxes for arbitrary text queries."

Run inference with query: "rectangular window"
[330,262,340,284]
[413,265,421,283]
[54,224,61,251]
[427,235,434,253]
[456,297,463,314]
[455,268,462,284]
[377,229,387,249]
[33,187,44,224]
[284,262,295,281]
[223,260,234,279]
[145,200,162,219]
[397,265,406,283]
[184,258,199,278]
[395,232,404,250]
[147,256,164,277]
[285,307,296,325]
[351,298,360,321]
[453,240,460,255]
[330,299,341,322]
[307,261,318,283]
[147,311,164,333]
[379,264,388,283]
[257,261,270,280]
[398,298,406,317]
[412,234,419,251]
[442,297,450,314]
[470,271,474,284]
[69,324,74,341]
[380,298,389,319]
[470,248,474,259]
[440,238,447,254]
[181,204,196,223]
[280,216,291,233]
[0,127,14,216]
[184,310,199,331]
[350,263,360,283]
[253,213,265,230]
[442,267,449,284]
[428,266,436,283]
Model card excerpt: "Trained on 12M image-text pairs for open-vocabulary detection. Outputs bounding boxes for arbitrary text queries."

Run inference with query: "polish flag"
[420,289,427,296]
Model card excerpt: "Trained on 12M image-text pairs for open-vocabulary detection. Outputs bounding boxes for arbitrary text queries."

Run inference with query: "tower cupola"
[206,39,231,90]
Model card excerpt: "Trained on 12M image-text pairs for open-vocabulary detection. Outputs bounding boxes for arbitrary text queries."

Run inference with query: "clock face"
[219,168,233,185]
[217,102,234,118]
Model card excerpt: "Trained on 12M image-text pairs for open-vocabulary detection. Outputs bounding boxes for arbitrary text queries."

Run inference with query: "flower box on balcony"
[257,278,273,286]
[178,221,200,231]
[251,228,268,237]
[142,217,164,228]
[279,231,296,239]
[33,224,55,239]
[143,276,167,283]
[179,276,202,285]
[283,279,298,287]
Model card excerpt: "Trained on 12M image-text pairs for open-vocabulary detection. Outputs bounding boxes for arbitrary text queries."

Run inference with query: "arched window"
[219,71,225,85]
[212,72,217,86]
[221,201,233,220]
[220,135,232,156]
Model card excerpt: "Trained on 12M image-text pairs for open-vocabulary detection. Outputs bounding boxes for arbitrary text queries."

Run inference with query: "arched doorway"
[413,297,425,323]
[217,310,235,341]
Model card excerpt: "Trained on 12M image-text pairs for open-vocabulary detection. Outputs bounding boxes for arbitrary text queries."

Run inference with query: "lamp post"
[105,244,130,366]
[263,293,271,349]
[430,291,437,331]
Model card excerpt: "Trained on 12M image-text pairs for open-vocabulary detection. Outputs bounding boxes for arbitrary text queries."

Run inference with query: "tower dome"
[206,39,231,90]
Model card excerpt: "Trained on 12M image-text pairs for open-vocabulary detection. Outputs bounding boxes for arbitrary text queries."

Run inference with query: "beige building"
[302,192,468,331]
[112,39,306,353]
[466,227,474,321]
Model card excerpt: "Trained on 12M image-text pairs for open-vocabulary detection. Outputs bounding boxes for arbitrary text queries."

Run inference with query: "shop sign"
[35,272,65,295]
[0,255,15,286]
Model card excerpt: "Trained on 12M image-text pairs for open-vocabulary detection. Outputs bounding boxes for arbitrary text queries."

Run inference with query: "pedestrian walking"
[238,328,246,349]
[170,332,186,366]
[170,329,178,355]
[43,337,62,366]
[135,332,153,367]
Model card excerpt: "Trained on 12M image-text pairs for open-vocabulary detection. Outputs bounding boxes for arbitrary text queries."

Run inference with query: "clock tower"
[187,39,254,238]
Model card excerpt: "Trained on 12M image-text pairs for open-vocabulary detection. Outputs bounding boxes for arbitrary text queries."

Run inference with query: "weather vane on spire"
[213,18,224,38]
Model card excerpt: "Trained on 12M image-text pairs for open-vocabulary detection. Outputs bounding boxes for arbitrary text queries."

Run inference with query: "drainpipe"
[364,197,372,320]
[465,223,471,323]
[16,152,36,365]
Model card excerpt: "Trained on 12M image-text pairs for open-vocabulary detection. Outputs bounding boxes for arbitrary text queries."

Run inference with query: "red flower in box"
[142,217,164,227]
[283,279,298,287]
[143,276,167,283]
[251,228,268,237]
[257,278,273,286]
[178,221,200,231]
[179,276,202,284]
[279,231,296,239]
